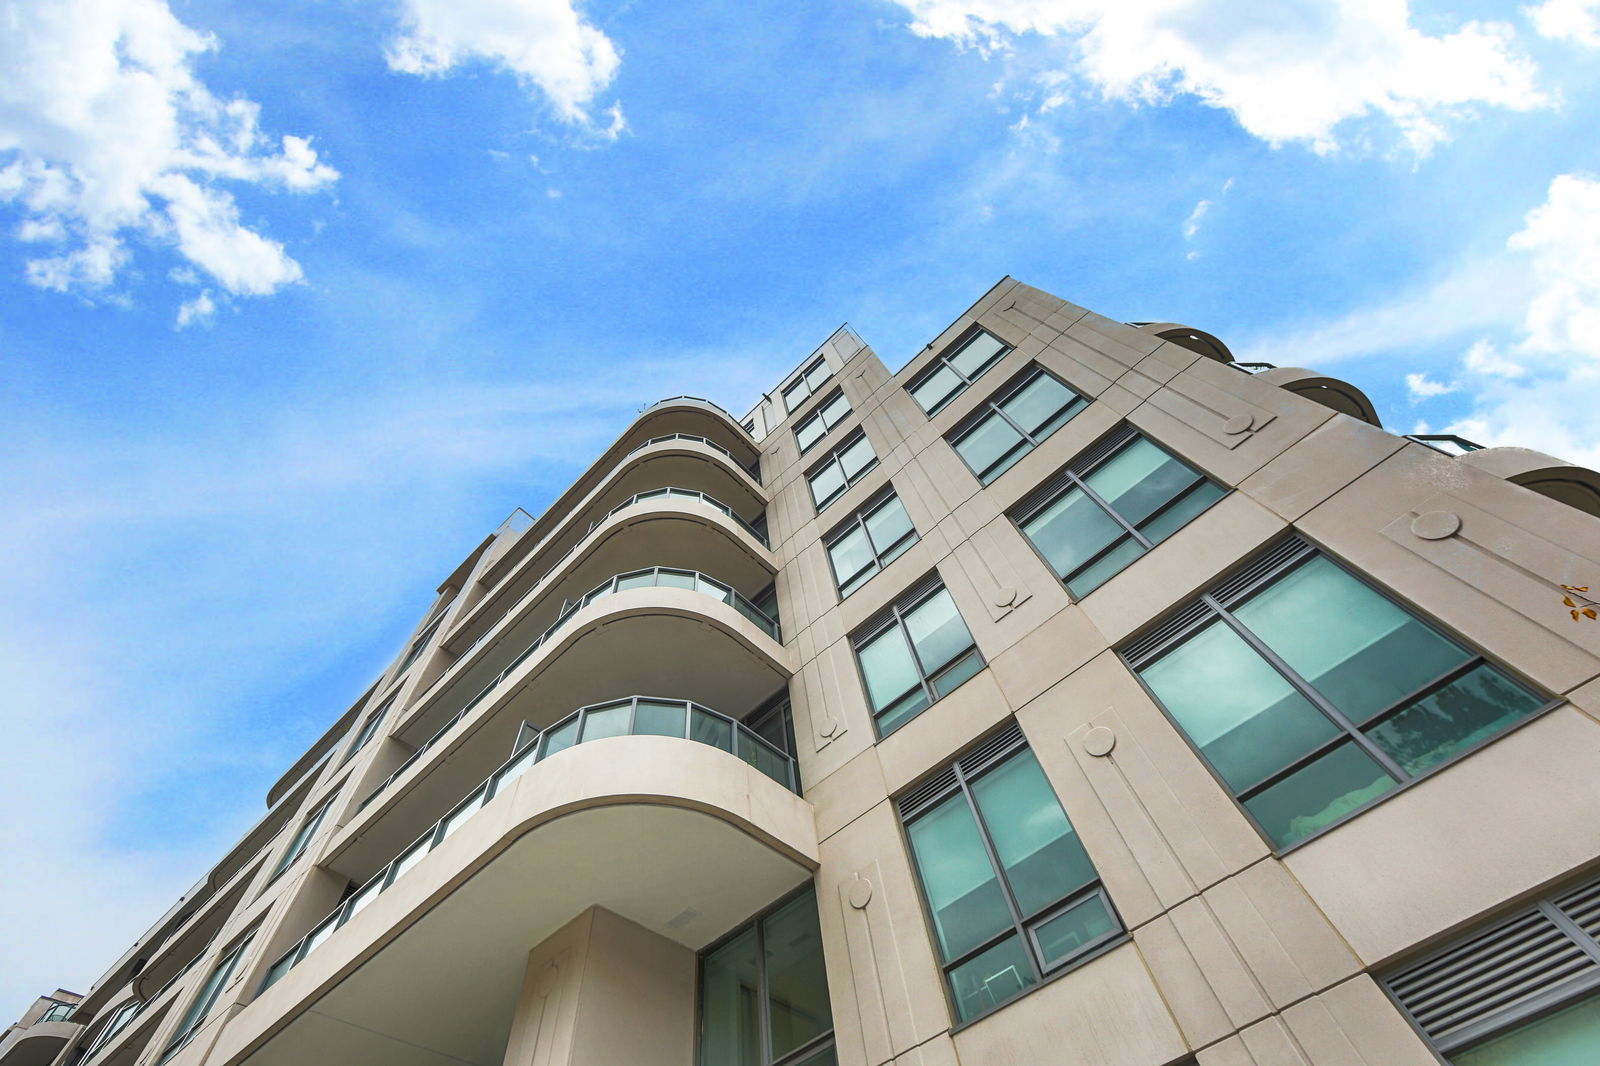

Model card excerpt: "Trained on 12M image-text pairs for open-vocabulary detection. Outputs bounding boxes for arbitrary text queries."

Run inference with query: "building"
[17,278,1600,1066]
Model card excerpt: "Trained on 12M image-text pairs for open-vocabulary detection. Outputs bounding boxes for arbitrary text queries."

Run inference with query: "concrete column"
[501,907,696,1066]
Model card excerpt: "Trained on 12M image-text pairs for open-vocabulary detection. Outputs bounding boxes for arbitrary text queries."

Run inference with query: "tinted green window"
[853,584,981,735]
[699,886,834,1066]
[1454,994,1600,1065]
[807,433,878,512]
[909,330,1010,415]
[826,493,917,596]
[1017,431,1223,596]
[1133,547,1547,848]
[901,741,1122,1023]
[796,391,851,453]
[951,368,1086,483]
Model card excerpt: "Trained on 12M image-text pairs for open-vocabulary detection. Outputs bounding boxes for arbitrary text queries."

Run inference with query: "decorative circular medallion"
[994,586,1018,607]
[1411,511,1462,540]
[1083,726,1117,757]
[1223,414,1254,435]
[848,877,874,910]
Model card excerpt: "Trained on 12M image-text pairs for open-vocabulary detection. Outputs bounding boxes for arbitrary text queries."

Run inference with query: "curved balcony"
[216,734,816,1066]
[461,438,767,636]
[1130,321,1235,364]
[1456,444,1600,520]
[446,486,770,658]
[0,1017,81,1066]
[1254,366,1382,426]
[626,399,757,466]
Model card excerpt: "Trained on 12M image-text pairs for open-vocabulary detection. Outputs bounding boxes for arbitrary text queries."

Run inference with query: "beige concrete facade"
[21,278,1600,1066]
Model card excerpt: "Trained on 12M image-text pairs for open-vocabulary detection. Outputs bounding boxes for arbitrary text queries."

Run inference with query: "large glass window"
[795,390,851,454]
[853,578,982,736]
[699,885,834,1066]
[266,796,335,885]
[782,358,833,414]
[341,696,393,765]
[84,999,140,1057]
[159,934,253,1062]
[824,491,917,597]
[949,367,1087,484]
[908,329,1010,415]
[1014,427,1225,596]
[1129,539,1548,848]
[806,432,877,513]
[900,729,1122,1023]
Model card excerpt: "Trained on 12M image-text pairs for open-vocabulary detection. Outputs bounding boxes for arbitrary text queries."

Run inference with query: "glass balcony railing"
[628,433,762,483]
[1406,433,1485,456]
[361,568,781,813]
[642,395,750,434]
[37,1003,76,1023]
[265,696,797,994]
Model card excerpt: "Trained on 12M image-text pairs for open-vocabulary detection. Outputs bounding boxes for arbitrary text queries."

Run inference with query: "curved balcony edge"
[215,735,818,1066]
[442,491,775,668]
[367,585,794,837]
[0,1020,82,1066]
[469,434,768,610]
[1253,366,1382,427]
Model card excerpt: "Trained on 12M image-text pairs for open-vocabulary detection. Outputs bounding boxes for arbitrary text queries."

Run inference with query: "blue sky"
[3,0,1600,1013]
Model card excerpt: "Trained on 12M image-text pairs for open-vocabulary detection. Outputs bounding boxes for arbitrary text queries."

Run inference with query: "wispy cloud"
[0,0,337,308]
[885,0,1546,154]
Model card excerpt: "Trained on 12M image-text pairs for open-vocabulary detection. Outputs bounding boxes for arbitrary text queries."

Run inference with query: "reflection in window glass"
[807,433,879,512]
[951,368,1087,483]
[901,741,1122,1022]
[795,391,852,453]
[826,493,917,597]
[1132,547,1546,848]
[1016,431,1224,596]
[909,330,1010,415]
[853,583,981,735]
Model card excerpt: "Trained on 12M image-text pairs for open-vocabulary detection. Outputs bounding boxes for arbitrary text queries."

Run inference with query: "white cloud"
[0,0,337,307]
[1405,371,1456,399]
[888,0,1546,153]
[386,0,623,130]
[1463,338,1526,378]
[1528,0,1600,45]
[176,289,215,328]
[1183,198,1213,240]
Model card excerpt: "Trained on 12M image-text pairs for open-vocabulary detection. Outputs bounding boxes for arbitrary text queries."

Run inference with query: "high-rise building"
[17,278,1600,1066]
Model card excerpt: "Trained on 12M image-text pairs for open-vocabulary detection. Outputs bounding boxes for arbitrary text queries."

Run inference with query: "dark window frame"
[947,364,1088,484]
[851,574,984,738]
[695,882,835,1066]
[340,695,394,766]
[1010,424,1226,597]
[782,357,834,414]
[906,327,1012,416]
[896,724,1127,1027]
[1122,534,1559,853]
[822,488,918,598]
[157,930,255,1063]
[396,612,444,674]
[265,793,337,887]
[805,430,878,514]
[794,388,852,455]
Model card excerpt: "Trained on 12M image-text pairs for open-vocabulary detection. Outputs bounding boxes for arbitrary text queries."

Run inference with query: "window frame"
[340,695,394,766]
[805,429,878,514]
[793,388,852,455]
[1010,424,1226,597]
[265,794,336,886]
[396,612,444,674]
[851,575,984,737]
[157,931,255,1063]
[1122,535,1558,853]
[822,488,919,598]
[695,882,836,1066]
[782,357,834,414]
[947,364,1088,484]
[896,724,1126,1027]
[906,328,1012,416]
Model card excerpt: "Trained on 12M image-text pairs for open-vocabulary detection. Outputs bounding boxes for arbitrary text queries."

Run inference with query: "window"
[1126,536,1549,849]
[267,796,335,884]
[899,725,1123,1023]
[397,613,443,673]
[1385,872,1600,1064]
[341,696,393,765]
[794,390,851,454]
[699,884,835,1066]
[1013,426,1225,596]
[743,418,757,435]
[949,366,1087,484]
[824,491,917,597]
[908,329,1010,415]
[806,431,877,513]
[158,933,254,1062]
[84,999,139,1057]
[853,576,983,736]
[782,358,833,414]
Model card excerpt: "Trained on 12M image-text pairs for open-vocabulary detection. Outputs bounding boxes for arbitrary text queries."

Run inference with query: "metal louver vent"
[1069,424,1141,475]
[898,721,1027,819]
[1384,872,1600,1053]
[1121,601,1212,668]
[1211,534,1313,607]
[855,571,945,645]
[958,721,1026,778]
[898,767,958,819]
